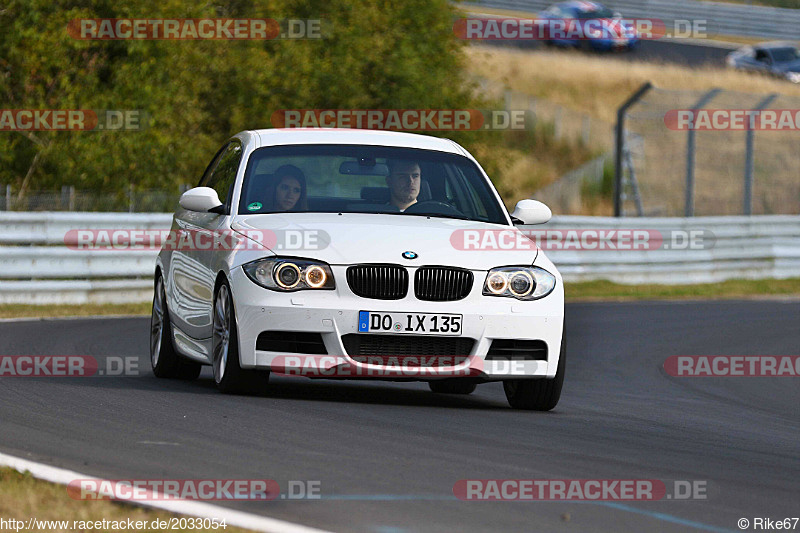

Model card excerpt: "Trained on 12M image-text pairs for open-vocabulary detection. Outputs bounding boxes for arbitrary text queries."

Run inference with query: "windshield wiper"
[399,212,479,222]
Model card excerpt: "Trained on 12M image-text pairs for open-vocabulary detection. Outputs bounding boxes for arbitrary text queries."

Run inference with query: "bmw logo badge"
[402,251,418,260]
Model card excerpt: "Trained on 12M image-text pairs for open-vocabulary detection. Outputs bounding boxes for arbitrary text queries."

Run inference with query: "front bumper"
[229,265,564,380]
[591,37,639,51]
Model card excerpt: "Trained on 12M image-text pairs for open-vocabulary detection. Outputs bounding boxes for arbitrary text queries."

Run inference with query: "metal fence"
[1,212,798,303]
[489,82,616,214]
[0,185,189,213]
[615,86,800,217]
[465,0,800,40]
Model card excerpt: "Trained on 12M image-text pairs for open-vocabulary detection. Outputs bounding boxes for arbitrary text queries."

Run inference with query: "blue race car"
[539,1,640,51]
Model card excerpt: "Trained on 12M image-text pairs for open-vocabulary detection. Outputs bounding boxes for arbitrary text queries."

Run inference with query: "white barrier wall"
[0,212,798,303]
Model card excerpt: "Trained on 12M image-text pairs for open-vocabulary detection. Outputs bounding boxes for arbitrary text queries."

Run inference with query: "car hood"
[231,212,539,270]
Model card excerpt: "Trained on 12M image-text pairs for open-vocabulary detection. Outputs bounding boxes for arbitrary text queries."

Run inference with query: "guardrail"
[0,213,170,304]
[463,0,800,41]
[1,212,798,303]
[539,215,800,283]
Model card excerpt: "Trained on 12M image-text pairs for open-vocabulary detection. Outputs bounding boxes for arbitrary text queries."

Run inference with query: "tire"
[503,329,566,411]
[429,379,477,395]
[150,273,202,380]
[211,281,268,394]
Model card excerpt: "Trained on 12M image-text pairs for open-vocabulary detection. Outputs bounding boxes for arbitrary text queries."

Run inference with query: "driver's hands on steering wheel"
[403,200,466,217]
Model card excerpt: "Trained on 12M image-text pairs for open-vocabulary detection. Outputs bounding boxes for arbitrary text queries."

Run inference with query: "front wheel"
[211,282,268,394]
[150,273,201,380]
[503,330,566,411]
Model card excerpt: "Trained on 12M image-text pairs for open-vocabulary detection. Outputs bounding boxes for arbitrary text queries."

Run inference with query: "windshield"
[238,144,508,224]
[771,47,800,63]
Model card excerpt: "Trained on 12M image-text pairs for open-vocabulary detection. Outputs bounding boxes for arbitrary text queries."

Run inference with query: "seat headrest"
[360,181,431,203]
[360,187,391,203]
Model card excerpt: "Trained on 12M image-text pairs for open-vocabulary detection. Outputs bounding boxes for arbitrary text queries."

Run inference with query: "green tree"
[0,0,489,202]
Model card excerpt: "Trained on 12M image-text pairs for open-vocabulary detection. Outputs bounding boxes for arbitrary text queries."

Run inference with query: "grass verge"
[0,279,798,320]
[0,467,252,532]
[566,278,800,301]
[465,45,800,125]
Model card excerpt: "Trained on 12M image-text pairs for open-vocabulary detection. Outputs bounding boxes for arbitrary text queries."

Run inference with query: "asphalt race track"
[1,300,798,532]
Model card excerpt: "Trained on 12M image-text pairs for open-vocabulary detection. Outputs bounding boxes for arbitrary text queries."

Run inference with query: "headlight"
[243,257,335,291]
[482,266,556,301]
[786,72,800,84]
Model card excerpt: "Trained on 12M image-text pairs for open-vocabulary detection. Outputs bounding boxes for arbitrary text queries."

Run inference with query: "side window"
[198,143,229,187]
[755,49,771,64]
[204,141,244,210]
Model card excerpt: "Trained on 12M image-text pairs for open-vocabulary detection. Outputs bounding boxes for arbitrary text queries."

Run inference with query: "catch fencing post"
[684,88,721,217]
[614,82,652,217]
[744,93,778,215]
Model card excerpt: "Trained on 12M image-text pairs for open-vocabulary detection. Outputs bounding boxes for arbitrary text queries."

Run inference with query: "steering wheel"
[403,200,466,217]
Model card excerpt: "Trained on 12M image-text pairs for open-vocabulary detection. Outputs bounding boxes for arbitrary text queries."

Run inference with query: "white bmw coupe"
[151,129,565,410]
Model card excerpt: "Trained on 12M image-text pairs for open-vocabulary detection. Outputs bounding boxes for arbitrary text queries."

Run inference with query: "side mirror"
[179,187,225,214]
[511,199,552,225]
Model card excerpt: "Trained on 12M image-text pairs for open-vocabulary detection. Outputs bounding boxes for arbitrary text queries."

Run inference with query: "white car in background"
[151,129,565,410]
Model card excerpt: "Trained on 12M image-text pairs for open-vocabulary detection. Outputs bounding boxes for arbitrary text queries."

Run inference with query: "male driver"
[385,160,421,211]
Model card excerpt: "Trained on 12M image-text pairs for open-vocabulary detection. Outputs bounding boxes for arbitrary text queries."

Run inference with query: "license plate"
[358,311,462,336]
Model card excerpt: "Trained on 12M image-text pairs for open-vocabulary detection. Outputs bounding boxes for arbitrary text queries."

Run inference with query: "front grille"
[486,339,548,361]
[342,334,474,361]
[346,264,408,300]
[256,331,327,354]
[414,266,473,301]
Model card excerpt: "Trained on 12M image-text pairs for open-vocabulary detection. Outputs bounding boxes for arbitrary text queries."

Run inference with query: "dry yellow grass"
[0,468,253,532]
[465,45,800,216]
[465,45,800,124]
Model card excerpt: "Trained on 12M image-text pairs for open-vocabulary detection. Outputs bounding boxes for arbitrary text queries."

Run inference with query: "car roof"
[248,128,466,155]
[754,41,799,50]
[558,1,607,12]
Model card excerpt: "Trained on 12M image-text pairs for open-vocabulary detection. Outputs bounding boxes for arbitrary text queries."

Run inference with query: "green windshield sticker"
[247,202,262,211]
